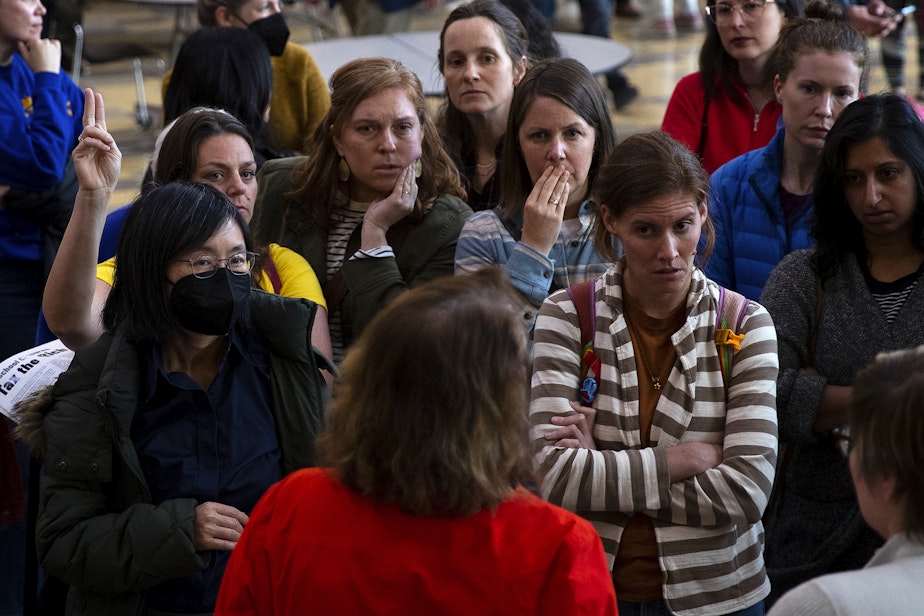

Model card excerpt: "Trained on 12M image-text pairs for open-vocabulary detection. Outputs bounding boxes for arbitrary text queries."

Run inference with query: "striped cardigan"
[530,262,779,616]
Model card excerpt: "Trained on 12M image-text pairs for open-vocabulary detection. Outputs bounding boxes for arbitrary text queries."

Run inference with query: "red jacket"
[216,468,618,615]
[661,72,781,174]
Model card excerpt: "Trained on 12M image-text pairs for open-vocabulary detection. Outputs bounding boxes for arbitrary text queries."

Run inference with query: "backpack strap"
[715,286,749,390]
[565,280,601,404]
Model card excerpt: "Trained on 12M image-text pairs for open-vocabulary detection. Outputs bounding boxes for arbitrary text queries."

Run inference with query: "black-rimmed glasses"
[176,251,258,279]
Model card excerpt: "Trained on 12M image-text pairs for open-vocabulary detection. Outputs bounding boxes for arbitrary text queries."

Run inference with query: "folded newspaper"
[0,339,74,424]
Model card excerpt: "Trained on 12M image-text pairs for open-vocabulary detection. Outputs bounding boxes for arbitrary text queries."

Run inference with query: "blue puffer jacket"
[704,128,814,301]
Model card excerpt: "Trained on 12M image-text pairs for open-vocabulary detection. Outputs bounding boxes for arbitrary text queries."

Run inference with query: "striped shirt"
[864,264,921,325]
[530,263,779,616]
[326,202,367,362]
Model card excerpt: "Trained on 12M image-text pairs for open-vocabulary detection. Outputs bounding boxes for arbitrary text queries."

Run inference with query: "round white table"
[304,31,632,96]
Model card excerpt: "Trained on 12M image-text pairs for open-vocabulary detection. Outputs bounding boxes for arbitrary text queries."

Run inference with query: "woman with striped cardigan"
[530,131,779,616]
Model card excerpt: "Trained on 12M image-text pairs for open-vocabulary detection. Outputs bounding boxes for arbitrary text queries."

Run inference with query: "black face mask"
[247,12,290,56]
[169,269,251,336]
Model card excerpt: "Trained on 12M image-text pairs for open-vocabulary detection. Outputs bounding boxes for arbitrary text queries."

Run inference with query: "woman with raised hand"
[215,269,617,615]
[254,57,471,362]
[707,0,867,300]
[43,99,333,365]
[454,58,616,334]
[662,0,802,173]
[760,93,924,605]
[531,131,779,615]
[17,179,329,615]
[437,0,529,212]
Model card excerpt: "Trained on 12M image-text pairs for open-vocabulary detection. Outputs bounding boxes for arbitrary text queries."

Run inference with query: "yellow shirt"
[96,243,326,310]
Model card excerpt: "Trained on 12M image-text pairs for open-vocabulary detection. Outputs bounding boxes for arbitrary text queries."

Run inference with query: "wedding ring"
[551,198,560,205]
[77,135,84,142]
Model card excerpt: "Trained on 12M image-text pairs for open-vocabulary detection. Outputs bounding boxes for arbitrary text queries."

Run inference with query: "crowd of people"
[3,0,924,614]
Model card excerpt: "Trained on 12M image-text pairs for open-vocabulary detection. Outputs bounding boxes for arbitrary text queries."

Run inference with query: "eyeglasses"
[705,0,777,23]
[176,252,258,279]
[830,426,853,458]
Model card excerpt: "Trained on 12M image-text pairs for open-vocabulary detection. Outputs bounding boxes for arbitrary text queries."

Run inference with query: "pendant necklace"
[625,308,674,391]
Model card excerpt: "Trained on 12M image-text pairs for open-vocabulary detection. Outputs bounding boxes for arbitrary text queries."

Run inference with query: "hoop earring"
[338,157,351,182]
[414,159,422,179]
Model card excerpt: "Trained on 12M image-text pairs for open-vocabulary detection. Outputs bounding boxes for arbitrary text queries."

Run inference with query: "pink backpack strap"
[715,286,749,389]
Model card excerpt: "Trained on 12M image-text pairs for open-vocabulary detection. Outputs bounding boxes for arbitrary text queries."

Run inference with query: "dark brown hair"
[592,131,714,265]
[437,0,530,170]
[498,58,616,219]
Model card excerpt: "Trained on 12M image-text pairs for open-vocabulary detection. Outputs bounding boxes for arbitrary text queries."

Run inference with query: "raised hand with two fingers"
[72,88,122,196]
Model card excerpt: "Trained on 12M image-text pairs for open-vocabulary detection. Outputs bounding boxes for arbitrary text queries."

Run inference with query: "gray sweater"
[759,248,924,603]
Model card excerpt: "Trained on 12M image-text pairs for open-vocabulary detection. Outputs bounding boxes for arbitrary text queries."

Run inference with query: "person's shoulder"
[271,42,316,72]
[52,331,119,397]
[421,194,474,229]
[430,193,473,214]
[501,490,602,540]
[262,155,305,175]
[672,71,706,95]
[776,248,814,272]
[259,156,305,189]
[256,468,335,513]
[463,207,503,229]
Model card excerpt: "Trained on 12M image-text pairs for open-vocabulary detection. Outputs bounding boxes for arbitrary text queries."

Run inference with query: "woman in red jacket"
[661,0,800,172]
[215,269,617,616]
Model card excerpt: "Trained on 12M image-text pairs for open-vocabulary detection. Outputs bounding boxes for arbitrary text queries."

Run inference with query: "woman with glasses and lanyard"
[760,94,924,606]
[662,0,801,173]
[17,176,330,615]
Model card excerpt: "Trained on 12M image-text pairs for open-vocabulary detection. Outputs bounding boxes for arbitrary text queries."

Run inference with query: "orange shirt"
[613,296,687,601]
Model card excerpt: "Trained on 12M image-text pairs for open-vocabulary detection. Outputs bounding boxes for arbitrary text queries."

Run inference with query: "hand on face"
[360,163,418,249]
[520,165,571,256]
[73,89,122,194]
[18,36,60,74]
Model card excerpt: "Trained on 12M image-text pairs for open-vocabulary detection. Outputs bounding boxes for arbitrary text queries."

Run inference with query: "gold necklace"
[626,314,673,391]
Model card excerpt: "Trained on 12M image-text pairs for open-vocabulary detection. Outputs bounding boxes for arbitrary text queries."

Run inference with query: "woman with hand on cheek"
[454,58,616,335]
[254,58,470,361]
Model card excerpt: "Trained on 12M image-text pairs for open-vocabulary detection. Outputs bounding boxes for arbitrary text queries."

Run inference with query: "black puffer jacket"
[16,290,330,615]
